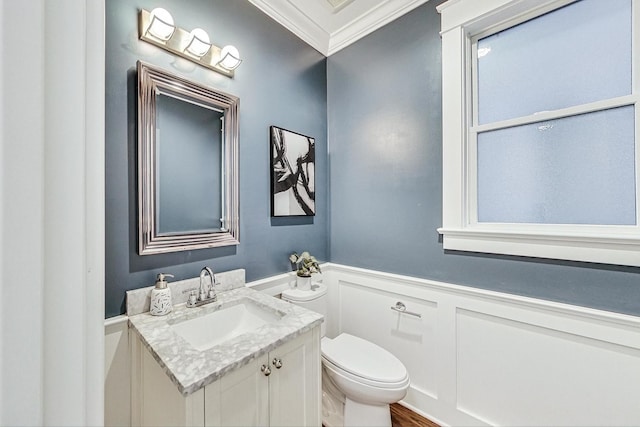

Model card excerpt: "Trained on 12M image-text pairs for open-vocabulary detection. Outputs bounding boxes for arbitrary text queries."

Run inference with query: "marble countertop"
[128,287,323,396]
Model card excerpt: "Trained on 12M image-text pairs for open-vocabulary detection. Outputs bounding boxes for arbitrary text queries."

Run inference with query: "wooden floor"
[390,403,440,427]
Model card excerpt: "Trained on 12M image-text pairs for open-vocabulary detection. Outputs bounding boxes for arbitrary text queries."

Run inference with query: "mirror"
[155,96,224,234]
[137,61,239,255]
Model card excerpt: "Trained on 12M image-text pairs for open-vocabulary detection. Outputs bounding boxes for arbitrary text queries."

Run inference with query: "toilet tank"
[281,283,328,337]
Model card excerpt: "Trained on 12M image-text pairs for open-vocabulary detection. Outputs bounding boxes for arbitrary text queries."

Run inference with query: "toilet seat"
[321,334,409,389]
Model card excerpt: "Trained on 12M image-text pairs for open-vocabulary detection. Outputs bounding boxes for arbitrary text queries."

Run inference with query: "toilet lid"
[321,333,407,384]
[281,283,327,302]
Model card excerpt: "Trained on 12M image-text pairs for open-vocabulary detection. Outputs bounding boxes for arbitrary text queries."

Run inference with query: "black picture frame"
[270,126,316,217]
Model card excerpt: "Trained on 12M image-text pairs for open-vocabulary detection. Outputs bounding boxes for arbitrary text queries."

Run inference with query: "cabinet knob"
[261,364,271,376]
[272,358,283,369]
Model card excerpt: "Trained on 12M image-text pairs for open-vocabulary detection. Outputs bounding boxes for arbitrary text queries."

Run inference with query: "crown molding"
[328,0,430,55]
[248,0,431,57]
[247,0,331,55]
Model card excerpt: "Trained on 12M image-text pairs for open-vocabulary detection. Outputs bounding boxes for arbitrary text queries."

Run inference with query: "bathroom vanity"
[128,287,323,426]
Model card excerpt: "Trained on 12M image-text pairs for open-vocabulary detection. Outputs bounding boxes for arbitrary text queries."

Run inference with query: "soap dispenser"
[150,273,174,316]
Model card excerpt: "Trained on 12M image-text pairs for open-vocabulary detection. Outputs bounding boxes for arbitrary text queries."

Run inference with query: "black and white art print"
[270,126,315,216]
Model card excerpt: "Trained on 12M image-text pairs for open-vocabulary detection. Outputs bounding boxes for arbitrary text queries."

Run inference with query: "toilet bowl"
[322,333,410,426]
[281,284,410,427]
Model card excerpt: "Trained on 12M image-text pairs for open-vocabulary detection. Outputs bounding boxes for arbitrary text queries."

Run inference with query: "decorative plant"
[289,251,321,277]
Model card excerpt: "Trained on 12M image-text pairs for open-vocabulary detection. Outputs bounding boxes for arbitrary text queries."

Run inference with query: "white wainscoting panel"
[105,316,131,427]
[104,264,640,426]
[456,309,640,426]
[338,281,439,401]
[321,263,640,427]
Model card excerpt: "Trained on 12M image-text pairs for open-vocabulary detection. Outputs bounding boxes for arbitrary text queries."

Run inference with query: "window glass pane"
[477,0,632,125]
[477,106,636,225]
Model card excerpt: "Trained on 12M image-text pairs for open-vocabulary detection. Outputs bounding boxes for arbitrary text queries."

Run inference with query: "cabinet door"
[268,328,321,426]
[205,354,270,427]
[133,337,205,427]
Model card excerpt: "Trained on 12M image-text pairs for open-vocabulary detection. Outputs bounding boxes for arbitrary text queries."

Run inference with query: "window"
[438,0,640,266]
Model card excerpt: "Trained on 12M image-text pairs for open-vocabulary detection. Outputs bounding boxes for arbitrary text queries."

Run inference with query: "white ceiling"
[247,0,431,56]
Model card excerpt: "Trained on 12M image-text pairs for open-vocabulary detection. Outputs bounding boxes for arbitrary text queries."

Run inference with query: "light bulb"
[218,45,242,71]
[185,28,211,57]
[147,8,175,41]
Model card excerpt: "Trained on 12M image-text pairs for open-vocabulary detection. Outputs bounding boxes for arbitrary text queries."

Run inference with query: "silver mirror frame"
[137,60,239,255]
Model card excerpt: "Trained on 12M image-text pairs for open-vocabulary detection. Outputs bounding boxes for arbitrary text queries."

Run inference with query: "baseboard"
[396,400,449,427]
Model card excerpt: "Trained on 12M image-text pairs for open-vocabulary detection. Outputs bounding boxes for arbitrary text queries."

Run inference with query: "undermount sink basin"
[170,299,284,351]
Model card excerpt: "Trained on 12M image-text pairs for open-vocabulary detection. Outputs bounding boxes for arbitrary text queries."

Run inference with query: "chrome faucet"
[187,267,217,308]
[199,267,215,301]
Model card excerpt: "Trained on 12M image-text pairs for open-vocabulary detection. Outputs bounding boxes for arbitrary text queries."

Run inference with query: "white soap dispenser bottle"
[150,273,174,316]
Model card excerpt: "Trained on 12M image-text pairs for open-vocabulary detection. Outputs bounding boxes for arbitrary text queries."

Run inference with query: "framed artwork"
[270,126,315,216]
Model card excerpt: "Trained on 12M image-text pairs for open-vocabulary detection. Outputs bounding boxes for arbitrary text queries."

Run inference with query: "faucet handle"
[187,291,197,306]
[208,285,217,301]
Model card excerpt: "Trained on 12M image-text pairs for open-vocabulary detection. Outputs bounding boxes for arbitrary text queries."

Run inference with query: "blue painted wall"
[327,2,640,316]
[105,0,327,317]
[107,0,640,318]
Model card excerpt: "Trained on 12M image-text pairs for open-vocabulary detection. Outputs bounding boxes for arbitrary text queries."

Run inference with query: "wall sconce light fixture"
[139,8,242,77]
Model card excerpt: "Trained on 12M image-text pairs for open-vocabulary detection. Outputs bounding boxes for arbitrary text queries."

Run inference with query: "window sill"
[438,227,640,267]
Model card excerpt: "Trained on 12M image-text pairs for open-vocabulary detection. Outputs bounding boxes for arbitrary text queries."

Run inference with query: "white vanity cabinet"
[131,326,321,427]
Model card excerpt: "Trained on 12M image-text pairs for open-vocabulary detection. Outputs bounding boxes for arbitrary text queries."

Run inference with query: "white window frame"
[437,0,640,267]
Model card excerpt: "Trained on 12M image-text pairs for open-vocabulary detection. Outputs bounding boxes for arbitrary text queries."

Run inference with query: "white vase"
[296,275,312,291]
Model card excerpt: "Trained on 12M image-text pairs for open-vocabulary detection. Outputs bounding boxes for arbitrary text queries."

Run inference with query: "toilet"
[281,283,410,427]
